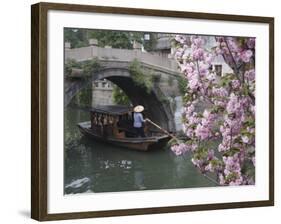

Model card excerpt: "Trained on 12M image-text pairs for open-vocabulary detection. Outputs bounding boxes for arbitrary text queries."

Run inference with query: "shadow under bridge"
[95,68,176,132]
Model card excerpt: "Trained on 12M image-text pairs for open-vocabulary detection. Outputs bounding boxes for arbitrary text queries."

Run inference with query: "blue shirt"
[133,112,144,128]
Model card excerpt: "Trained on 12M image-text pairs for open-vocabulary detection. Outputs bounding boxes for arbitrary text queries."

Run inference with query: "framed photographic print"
[31,2,274,221]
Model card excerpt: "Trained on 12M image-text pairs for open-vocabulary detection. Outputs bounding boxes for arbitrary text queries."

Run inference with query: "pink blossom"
[199,63,209,76]
[225,118,242,135]
[192,48,204,60]
[244,69,255,82]
[220,125,231,137]
[202,110,216,127]
[212,87,228,98]
[247,38,255,49]
[188,114,200,125]
[240,96,251,108]
[218,143,228,152]
[175,35,186,44]
[242,136,249,143]
[174,47,185,60]
[215,47,222,55]
[171,143,190,156]
[190,143,198,152]
[214,99,227,107]
[204,52,214,64]
[195,124,210,140]
[226,94,241,114]
[185,128,194,138]
[183,64,194,74]
[191,158,203,168]
[203,110,211,118]
[250,105,255,115]
[240,50,253,63]
[229,175,243,186]
[247,127,255,134]
[231,79,240,89]
[226,37,240,53]
[191,36,204,48]
[205,163,213,172]
[206,72,216,81]
[207,149,215,160]
[186,104,195,115]
[223,154,241,176]
[188,75,200,90]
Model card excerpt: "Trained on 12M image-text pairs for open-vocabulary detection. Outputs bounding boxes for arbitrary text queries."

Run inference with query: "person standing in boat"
[133,105,146,137]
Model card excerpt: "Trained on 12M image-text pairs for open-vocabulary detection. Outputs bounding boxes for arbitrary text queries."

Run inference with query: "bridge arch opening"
[66,67,176,132]
[104,75,174,131]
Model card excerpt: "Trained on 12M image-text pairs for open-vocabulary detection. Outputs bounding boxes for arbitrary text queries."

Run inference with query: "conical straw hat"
[134,105,144,113]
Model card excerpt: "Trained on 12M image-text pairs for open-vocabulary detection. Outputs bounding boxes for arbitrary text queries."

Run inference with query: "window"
[214,64,222,76]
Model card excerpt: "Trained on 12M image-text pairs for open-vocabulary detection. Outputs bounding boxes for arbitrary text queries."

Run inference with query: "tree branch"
[221,37,243,85]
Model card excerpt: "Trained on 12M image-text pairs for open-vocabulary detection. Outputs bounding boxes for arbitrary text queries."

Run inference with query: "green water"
[64,106,216,194]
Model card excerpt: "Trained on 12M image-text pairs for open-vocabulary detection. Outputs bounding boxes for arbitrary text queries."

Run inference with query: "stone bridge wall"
[65,46,178,71]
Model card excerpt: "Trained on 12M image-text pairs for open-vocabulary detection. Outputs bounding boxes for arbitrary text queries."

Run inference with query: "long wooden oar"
[145,119,180,143]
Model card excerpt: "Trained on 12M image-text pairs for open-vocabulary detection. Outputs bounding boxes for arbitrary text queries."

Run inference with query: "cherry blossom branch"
[171,35,256,186]
[223,37,241,82]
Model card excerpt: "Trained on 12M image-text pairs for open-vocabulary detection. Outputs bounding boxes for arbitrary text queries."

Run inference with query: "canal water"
[64,106,216,194]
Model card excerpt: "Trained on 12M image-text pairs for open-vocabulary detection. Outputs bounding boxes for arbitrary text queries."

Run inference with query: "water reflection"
[64,106,215,194]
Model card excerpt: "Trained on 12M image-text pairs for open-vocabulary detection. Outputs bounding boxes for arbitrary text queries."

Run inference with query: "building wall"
[92,80,115,106]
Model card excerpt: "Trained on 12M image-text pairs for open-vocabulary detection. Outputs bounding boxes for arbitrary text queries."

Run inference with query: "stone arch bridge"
[65,46,183,132]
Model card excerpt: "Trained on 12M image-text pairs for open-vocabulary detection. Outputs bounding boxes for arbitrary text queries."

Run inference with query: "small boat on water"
[77,105,171,151]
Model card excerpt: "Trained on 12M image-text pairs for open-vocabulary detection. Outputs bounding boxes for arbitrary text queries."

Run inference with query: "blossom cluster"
[171,35,256,186]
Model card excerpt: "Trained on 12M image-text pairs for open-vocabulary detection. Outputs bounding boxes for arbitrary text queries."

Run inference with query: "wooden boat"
[77,105,171,151]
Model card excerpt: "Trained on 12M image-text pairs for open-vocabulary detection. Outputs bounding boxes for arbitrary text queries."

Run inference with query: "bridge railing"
[65,46,93,61]
[65,46,178,71]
